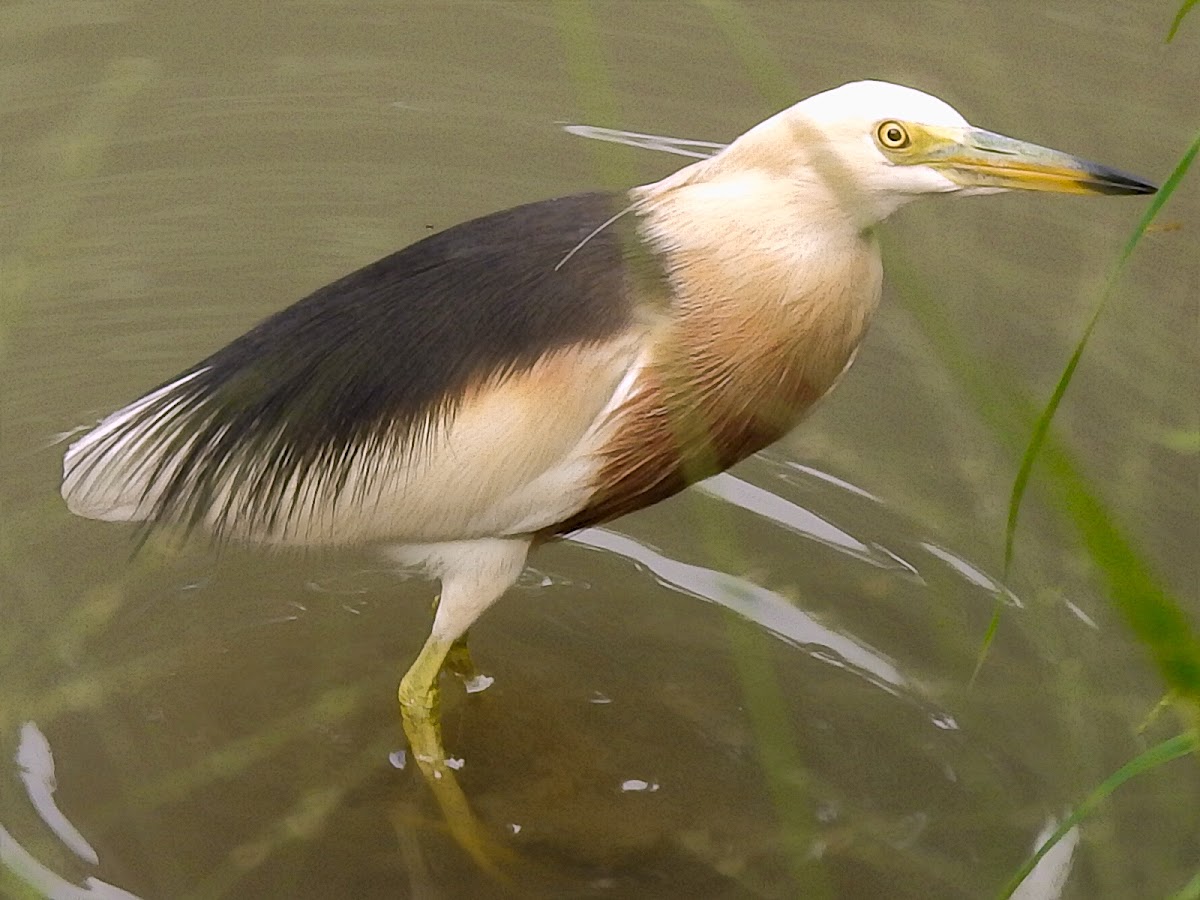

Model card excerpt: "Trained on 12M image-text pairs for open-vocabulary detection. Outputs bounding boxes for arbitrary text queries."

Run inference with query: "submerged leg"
[442,632,486,688]
[397,538,529,871]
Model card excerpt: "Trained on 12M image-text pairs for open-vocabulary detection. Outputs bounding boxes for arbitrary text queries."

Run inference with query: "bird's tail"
[61,369,209,524]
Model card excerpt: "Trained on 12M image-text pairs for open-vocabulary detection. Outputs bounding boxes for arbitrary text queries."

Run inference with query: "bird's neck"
[547,168,883,534]
[633,162,884,424]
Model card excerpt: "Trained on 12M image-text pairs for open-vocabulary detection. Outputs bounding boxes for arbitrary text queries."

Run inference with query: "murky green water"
[2,2,1196,898]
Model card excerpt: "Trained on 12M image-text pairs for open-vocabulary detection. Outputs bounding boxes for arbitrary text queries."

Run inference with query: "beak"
[921,127,1157,195]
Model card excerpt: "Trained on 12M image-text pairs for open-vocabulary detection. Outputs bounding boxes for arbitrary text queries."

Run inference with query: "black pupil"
[887,127,903,144]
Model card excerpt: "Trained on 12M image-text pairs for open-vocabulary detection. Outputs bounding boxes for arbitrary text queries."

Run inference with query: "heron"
[61,80,1154,860]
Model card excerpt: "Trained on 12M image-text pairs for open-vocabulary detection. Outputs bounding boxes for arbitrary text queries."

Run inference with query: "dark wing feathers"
[69,191,663,540]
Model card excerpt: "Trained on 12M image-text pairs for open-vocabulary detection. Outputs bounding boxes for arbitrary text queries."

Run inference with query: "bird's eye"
[876,121,911,150]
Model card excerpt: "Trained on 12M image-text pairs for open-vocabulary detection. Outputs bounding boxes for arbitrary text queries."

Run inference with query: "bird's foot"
[442,636,494,694]
[398,678,513,880]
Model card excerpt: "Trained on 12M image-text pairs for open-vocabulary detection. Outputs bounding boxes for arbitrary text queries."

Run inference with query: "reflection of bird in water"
[61,80,1155,867]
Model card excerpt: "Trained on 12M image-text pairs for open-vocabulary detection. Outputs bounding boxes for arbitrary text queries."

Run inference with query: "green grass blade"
[720,600,837,898]
[686,8,838,892]
[998,731,1199,899]
[1039,441,1200,720]
[0,58,154,359]
[1160,429,1200,454]
[977,131,1200,689]
[698,0,796,110]
[1168,0,1197,41]
[882,240,1196,700]
[1169,868,1200,900]
[968,597,1004,688]
[886,233,1196,699]
[553,0,637,190]
[1003,129,1199,578]
[555,8,834,894]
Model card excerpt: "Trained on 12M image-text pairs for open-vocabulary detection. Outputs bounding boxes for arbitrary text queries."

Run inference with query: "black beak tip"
[1122,176,1159,196]
[1102,168,1159,196]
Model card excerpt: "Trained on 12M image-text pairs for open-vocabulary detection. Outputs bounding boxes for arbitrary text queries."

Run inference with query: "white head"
[731,79,1155,227]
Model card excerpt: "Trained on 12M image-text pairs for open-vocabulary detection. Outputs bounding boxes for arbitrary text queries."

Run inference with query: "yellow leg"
[424,594,479,686]
[398,633,512,877]
[394,538,529,876]
[397,630,453,765]
[442,631,475,681]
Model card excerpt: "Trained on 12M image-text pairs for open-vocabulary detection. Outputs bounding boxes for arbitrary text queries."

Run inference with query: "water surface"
[2,2,1196,898]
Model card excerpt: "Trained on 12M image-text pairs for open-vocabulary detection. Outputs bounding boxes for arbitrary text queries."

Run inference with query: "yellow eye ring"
[876,121,910,150]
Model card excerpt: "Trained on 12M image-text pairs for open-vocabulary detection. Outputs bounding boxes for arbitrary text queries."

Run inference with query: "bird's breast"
[547,217,883,536]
